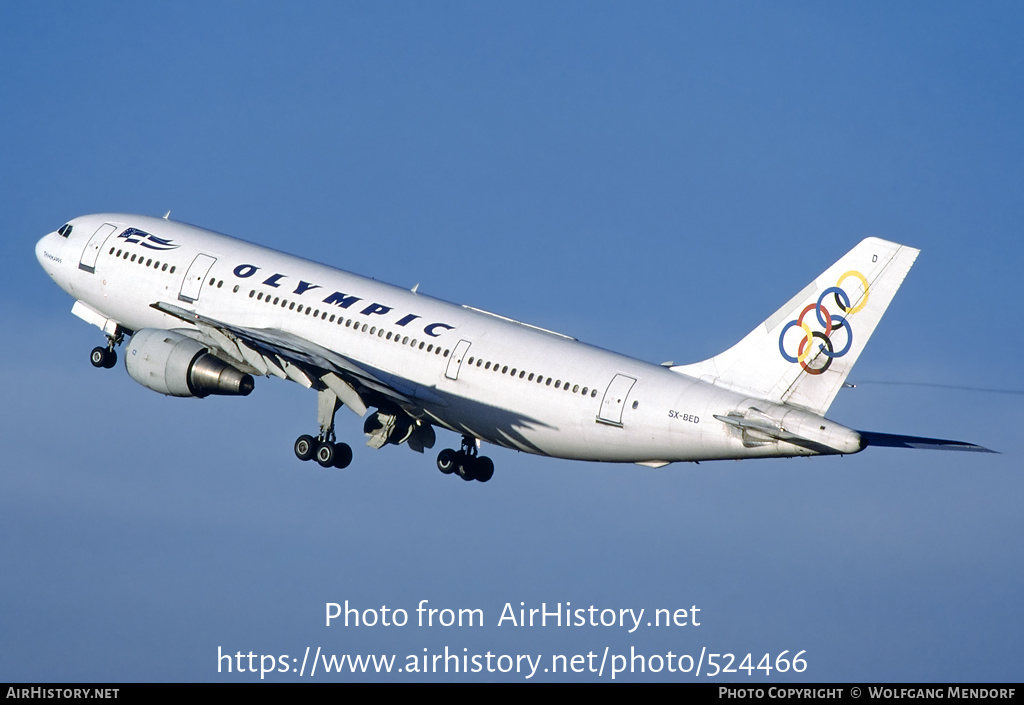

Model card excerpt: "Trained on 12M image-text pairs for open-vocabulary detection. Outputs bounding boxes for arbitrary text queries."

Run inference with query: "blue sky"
[2,2,1021,682]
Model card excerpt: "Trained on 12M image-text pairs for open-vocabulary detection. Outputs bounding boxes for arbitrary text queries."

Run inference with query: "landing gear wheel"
[457,453,477,481]
[332,443,353,469]
[90,347,115,368]
[437,448,457,474]
[294,435,316,461]
[315,441,336,468]
[474,457,494,483]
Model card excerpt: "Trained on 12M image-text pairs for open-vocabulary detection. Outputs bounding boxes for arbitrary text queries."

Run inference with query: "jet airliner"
[34,214,991,482]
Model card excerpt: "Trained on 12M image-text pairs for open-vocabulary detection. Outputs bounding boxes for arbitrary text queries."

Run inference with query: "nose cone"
[36,233,53,272]
[36,231,66,282]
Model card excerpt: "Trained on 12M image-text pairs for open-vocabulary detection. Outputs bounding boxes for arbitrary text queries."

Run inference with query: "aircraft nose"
[35,231,61,277]
[35,234,47,266]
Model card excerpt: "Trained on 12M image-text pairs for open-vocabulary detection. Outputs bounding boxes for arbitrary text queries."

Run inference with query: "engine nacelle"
[125,328,255,398]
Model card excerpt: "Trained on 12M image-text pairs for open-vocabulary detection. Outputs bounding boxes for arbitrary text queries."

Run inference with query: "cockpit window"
[58,224,73,238]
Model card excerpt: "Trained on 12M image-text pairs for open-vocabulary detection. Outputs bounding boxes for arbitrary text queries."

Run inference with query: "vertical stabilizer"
[672,237,919,415]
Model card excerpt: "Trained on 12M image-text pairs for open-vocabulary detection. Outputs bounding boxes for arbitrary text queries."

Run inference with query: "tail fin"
[672,237,920,415]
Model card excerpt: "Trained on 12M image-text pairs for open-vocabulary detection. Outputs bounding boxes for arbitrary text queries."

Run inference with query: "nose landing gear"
[90,346,117,369]
[89,330,124,369]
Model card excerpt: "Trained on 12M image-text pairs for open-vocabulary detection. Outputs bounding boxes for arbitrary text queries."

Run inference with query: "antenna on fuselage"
[162,210,171,220]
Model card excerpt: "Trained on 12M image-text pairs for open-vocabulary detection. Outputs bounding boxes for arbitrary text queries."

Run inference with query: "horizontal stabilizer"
[858,431,996,453]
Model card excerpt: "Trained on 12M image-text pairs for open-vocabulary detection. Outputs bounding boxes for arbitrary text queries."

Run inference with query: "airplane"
[34,213,992,482]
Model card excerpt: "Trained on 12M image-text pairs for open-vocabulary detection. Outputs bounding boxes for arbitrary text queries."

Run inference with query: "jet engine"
[125,328,254,398]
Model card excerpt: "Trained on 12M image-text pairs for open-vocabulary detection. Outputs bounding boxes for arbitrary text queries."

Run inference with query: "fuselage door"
[179,254,217,303]
[78,223,118,273]
[597,373,637,427]
[445,339,472,380]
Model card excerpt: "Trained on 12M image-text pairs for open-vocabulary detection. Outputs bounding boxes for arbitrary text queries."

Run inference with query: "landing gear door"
[78,223,118,273]
[179,254,217,303]
[597,374,637,427]
[445,340,472,380]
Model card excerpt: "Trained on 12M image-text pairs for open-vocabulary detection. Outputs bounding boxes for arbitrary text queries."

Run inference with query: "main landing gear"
[294,386,353,469]
[90,330,123,369]
[436,435,494,483]
[294,433,353,469]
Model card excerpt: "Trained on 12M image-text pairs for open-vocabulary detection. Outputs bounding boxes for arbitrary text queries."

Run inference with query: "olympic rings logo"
[777,270,869,376]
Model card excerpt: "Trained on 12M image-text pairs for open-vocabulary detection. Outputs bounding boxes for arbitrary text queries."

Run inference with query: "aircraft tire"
[332,443,353,469]
[436,448,456,474]
[316,441,336,468]
[457,454,477,481]
[90,347,108,368]
[294,435,316,461]
[475,456,494,483]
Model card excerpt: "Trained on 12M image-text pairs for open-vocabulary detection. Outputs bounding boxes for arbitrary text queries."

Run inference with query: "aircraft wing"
[150,301,436,416]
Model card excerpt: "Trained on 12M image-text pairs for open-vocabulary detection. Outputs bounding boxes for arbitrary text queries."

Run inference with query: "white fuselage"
[35,214,863,465]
